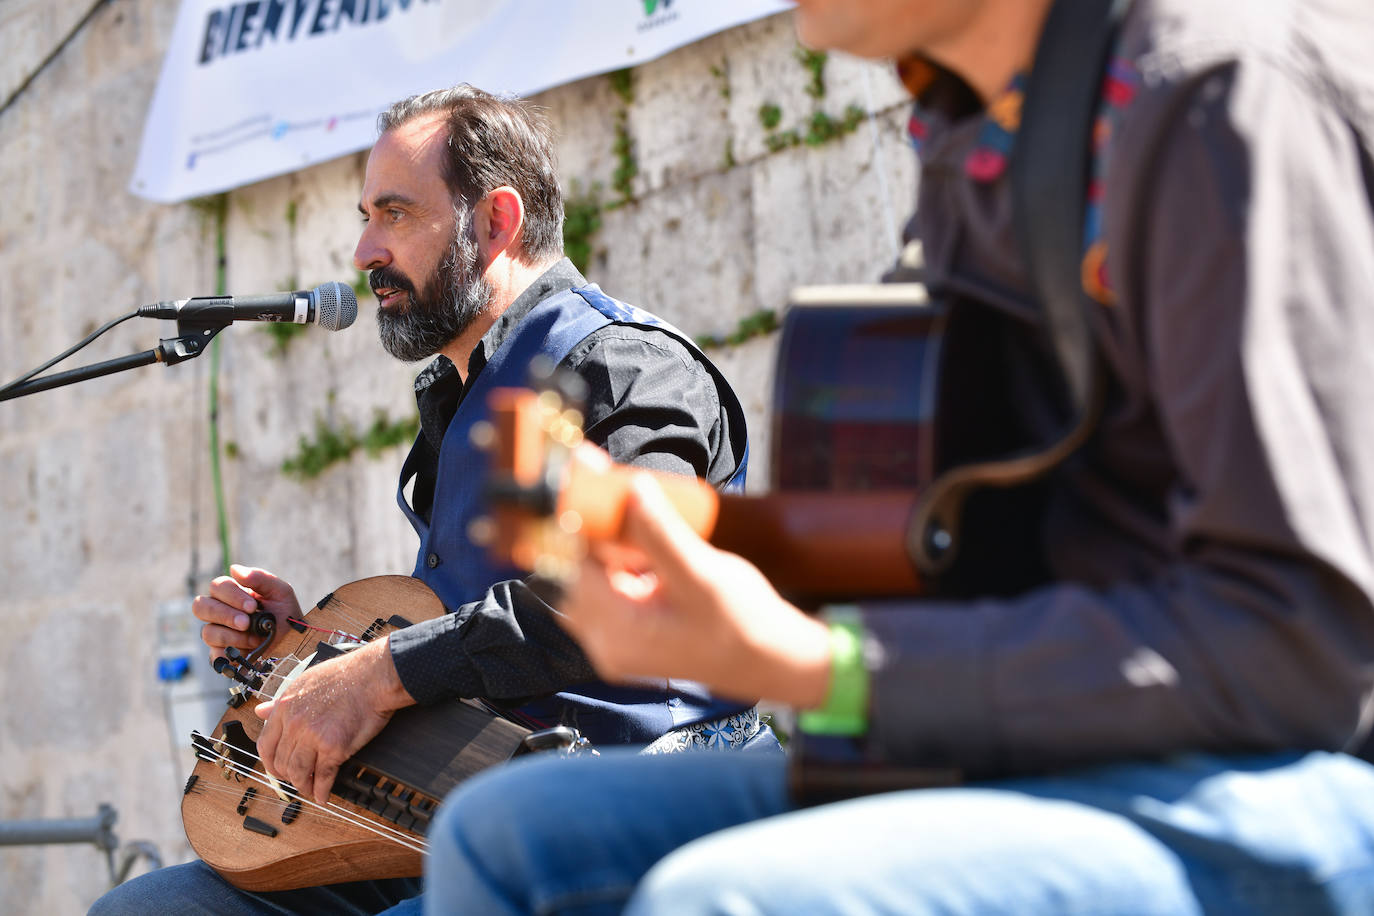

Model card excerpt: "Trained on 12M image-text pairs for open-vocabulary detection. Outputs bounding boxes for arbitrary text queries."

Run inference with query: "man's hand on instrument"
[557,455,833,709]
[192,564,302,661]
[253,636,415,805]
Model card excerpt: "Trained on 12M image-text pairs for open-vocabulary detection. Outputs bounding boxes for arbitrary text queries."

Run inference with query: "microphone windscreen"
[314,282,358,331]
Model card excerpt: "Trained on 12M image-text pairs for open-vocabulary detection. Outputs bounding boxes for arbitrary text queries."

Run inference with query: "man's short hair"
[378,84,564,262]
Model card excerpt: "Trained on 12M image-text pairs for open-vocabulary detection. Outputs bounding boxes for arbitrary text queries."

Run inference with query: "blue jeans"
[86,861,421,914]
[85,719,777,914]
[424,749,1374,915]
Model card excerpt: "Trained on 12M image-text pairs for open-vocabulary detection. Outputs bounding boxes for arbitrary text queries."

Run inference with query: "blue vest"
[397,284,750,746]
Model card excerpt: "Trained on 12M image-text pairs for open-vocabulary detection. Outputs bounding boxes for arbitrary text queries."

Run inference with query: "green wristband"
[797,607,869,737]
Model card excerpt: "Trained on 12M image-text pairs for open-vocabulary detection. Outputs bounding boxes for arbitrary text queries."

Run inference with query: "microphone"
[137,282,358,331]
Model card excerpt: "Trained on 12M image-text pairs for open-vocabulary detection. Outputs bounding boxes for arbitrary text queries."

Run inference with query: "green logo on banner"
[643,0,672,14]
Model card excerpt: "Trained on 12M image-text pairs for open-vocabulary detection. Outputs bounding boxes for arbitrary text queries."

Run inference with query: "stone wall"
[0,1,915,910]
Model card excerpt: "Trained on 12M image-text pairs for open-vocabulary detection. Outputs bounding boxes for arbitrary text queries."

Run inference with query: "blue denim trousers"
[86,863,422,915]
[423,748,1374,915]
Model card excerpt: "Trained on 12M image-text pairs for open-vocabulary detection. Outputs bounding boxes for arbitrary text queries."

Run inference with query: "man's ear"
[476,186,525,262]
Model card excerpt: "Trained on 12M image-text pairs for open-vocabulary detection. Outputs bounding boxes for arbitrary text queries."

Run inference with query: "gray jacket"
[864,0,1374,773]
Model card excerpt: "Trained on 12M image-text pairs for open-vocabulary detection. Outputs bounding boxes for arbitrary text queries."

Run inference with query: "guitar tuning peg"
[527,354,559,388]
[526,356,589,408]
[559,410,585,442]
[469,420,496,451]
[535,389,565,418]
[558,510,584,535]
[532,554,566,581]
[466,516,497,547]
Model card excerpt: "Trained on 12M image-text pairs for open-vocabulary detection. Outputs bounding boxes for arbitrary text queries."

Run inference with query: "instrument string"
[185,778,425,850]
[237,596,389,701]
[192,583,455,872]
[191,742,430,855]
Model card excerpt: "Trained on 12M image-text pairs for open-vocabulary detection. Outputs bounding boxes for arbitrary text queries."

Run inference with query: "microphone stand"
[0,319,227,402]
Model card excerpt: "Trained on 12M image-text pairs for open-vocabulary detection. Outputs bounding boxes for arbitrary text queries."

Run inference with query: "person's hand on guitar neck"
[558,446,833,711]
[192,564,417,805]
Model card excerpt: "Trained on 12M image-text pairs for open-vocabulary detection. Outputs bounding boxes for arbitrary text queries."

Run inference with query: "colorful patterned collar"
[898,54,1141,304]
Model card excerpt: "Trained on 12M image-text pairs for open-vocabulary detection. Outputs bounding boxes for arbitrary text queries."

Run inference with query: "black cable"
[0,309,140,397]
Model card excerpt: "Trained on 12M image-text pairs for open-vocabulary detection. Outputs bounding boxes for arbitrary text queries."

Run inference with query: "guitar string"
[185,777,430,851]
[187,774,429,860]
[192,742,431,850]
[190,743,430,854]
[197,591,449,857]
[226,596,385,700]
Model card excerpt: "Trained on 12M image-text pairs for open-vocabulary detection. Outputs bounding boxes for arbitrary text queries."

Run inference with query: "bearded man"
[90,84,768,916]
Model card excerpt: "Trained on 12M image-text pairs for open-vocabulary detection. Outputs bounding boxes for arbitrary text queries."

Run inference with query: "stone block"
[46,101,99,246]
[719,11,817,165]
[292,150,369,293]
[538,73,622,203]
[0,3,54,109]
[3,604,127,751]
[748,107,917,311]
[87,64,166,229]
[83,0,162,86]
[84,405,171,563]
[224,171,297,296]
[0,445,44,589]
[0,123,52,250]
[595,164,756,335]
[623,29,734,195]
[145,207,216,299]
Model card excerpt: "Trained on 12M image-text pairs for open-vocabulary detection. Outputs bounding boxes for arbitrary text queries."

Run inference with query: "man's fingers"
[621,472,715,585]
[313,759,340,805]
[255,710,281,779]
[285,744,317,800]
[201,624,262,660]
[229,564,291,603]
[192,593,253,631]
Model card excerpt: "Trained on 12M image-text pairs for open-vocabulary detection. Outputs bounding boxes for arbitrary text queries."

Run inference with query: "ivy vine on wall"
[281,409,420,479]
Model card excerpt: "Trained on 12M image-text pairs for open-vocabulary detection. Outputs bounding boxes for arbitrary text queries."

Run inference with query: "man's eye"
[387,208,404,221]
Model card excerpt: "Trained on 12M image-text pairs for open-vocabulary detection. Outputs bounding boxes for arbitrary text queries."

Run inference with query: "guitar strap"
[906,0,1130,576]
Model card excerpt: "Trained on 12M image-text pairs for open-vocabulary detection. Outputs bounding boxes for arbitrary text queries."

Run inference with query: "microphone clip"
[157,321,228,366]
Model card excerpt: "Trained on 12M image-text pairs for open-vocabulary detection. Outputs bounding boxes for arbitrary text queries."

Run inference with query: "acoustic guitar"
[478,286,944,601]
[180,575,584,891]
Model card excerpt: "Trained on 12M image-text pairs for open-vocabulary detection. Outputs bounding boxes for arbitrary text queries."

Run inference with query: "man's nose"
[353,224,389,271]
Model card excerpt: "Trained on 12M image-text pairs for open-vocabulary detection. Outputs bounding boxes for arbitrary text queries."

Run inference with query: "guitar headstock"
[472,362,591,584]
[474,360,721,585]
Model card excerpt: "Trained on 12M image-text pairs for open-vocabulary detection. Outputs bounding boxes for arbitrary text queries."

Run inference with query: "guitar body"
[772,287,945,492]
[181,575,532,891]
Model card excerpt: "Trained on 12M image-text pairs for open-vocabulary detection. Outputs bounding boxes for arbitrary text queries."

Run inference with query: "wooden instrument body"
[181,575,532,891]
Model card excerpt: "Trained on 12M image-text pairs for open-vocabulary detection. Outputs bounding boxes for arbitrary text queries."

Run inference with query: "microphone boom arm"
[0,321,227,402]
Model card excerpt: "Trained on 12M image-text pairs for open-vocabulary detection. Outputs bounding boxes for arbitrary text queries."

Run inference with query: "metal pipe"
[0,804,117,851]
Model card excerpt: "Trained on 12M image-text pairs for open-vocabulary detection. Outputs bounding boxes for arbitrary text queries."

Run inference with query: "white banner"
[130,0,791,203]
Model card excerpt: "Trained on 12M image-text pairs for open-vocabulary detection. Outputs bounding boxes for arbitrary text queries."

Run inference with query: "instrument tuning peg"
[526,355,588,408]
[469,419,496,451]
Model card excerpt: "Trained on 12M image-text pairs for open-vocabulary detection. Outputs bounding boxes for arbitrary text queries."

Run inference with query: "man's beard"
[373,210,493,363]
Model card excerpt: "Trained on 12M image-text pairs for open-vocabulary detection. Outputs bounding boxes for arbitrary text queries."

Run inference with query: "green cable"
[207,194,232,574]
